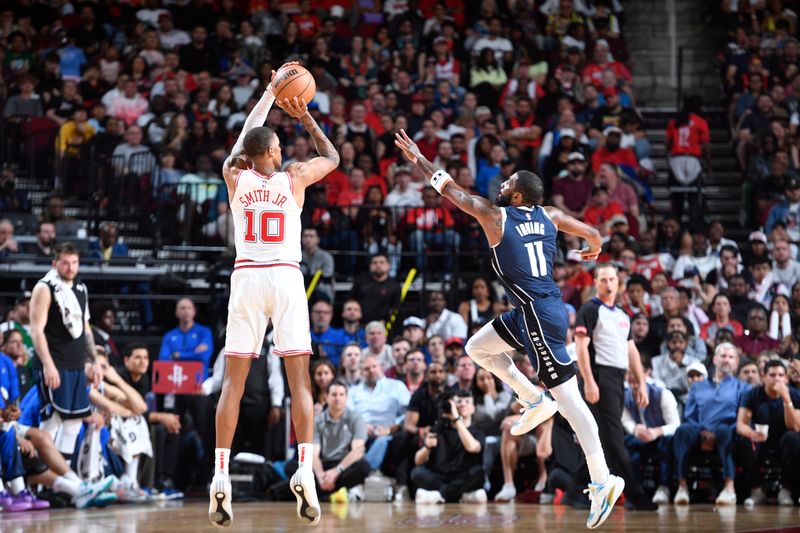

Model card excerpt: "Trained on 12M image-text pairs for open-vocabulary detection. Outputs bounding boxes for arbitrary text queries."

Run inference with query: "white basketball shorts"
[224,261,312,358]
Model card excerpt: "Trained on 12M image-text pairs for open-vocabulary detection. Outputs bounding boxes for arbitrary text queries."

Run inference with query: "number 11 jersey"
[231,168,302,265]
[490,205,561,307]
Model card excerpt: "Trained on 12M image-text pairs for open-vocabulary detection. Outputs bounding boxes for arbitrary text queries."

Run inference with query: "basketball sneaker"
[510,393,558,436]
[290,467,321,525]
[208,473,233,528]
[74,476,115,509]
[584,474,625,530]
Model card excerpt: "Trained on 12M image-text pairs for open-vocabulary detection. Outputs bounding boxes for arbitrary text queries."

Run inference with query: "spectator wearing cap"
[403,317,427,351]
[582,39,632,89]
[589,86,627,140]
[425,291,468,342]
[735,306,781,361]
[735,359,800,506]
[622,362,681,505]
[764,176,800,239]
[584,185,625,236]
[652,331,700,401]
[551,152,593,219]
[591,126,639,174]
[748,256,790,308]
[686,361,707,387]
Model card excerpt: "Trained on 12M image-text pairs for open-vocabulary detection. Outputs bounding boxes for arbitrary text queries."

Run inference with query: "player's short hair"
[515,170,544,204]
[54,242,79,259]
[243,126,276,157]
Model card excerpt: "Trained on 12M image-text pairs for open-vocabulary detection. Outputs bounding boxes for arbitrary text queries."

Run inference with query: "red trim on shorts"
[273,349,312,357]
[224,351,259,358]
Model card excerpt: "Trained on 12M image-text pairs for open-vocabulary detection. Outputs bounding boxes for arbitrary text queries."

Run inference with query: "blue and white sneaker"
[510,393,558,436]
[74,476,115,509]
[584,474,625,529]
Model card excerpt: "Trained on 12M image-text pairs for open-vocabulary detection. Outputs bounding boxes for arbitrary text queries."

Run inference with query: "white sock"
[64,471,81,483]
[53,475,83,497]
[215,448,230,476]
[548,376,609,484]
[297,443,313,469]
[125,457,140,483]
[9,477,25,495]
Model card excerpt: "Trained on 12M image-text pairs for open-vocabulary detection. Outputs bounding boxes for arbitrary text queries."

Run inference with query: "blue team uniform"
[490,205,576,389]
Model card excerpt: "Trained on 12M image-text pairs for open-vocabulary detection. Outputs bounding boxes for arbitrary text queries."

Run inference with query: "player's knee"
[464,336,486,362]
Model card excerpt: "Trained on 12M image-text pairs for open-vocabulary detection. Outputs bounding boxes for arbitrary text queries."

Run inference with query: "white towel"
[769,310,792,341]
[42,269,86,340]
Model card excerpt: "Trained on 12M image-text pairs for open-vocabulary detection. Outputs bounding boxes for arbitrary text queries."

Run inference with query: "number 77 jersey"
[231,169,302,265]
[490,205,562,307]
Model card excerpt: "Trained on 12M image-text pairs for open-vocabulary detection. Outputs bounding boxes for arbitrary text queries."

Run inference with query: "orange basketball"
[272,64,316,108]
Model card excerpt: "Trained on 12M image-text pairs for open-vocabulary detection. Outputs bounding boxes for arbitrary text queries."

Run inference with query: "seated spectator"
[550,152,593,219]
[2,75,42,118]
[706,220,738,258]
[736,360,800,506]
[310,300,346,366]
[112,125,157,175]
[90,303,121,367]
[449,354,476,393]
[673,343,750,506]
[411,390,487,503]
[311,359,337,413]
[672,231,720,281]
[339,343,363,387]
[764,177,800,240]
[362,321,395,370]
[471,367,512,489]
[385,167,423,208]
[109,79,149,126]
[285,381,370,501]
[425,291,468,341]
[622,364,681,505]
[404,187,460,274]
[659,316,706,362]
[771,238,800,287]
[597,162,640,220]
[398,349,426,393]
[632,314,661,361]
[301,228,335,303]
[583,185,624,236]
[737,360,761,387]
[0,219,19,259]
[339,299,367,348]
[700,294,744,346]
[347,355,410,471]
[652,331,700,400]
[735,307,780,362]
[351,254,402,324]
[582,39,632,90]
[635,230,676,282]
[22,222,56,262]
[458,276,502,335]
[158,298,213,378]
[748,257,790,308]
[769,294,793,341]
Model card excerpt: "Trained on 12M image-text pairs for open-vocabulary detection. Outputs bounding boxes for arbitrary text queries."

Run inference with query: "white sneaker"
[652,486,670,505]
[394,485,409,503]
[349,484,365,502]
[748,487,766,505]
[461,489,487,503]
[493,483,517,502]
[715,487,737,506]
[778,488,794,506]
[415,488,445,504]
[584,474,625,530]
[290,467,321,525]
[73,476,114,509]
[208,473,233,528]
[673,485,690,505]
[510,394,559,436]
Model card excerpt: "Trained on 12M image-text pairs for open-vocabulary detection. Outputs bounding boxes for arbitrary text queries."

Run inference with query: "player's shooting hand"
[280,96,308,118]
[394,129,423,163]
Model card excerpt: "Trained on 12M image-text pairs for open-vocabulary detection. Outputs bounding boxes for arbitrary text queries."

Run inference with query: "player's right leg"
[209,356,252,528]
[465,314,556,435]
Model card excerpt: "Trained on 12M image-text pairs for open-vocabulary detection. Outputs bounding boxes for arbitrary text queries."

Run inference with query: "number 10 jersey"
[490,205,562,307]
[231,168,302,265]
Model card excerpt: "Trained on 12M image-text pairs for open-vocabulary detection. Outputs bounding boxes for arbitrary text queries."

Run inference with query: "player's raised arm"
[282,96,340,187]
[394,129,502,243]
[544,205,603,260]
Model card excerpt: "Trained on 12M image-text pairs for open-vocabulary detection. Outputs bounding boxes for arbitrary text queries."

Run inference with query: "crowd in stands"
[0,0,800,513]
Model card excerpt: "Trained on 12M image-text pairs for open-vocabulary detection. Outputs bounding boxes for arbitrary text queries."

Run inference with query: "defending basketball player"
[395,129,640,529]
[209,62,339,528]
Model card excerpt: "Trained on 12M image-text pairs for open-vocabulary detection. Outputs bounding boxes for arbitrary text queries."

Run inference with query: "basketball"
[272,64,316,108]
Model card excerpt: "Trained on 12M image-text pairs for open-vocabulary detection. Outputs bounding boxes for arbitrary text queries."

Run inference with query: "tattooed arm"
[282,96,340,187]
[394,129,503,245]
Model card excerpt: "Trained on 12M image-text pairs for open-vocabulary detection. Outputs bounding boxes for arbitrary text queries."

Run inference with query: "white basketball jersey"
[231,169,302,264]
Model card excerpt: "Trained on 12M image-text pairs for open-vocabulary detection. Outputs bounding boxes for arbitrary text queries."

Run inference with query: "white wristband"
[430,170,454,194]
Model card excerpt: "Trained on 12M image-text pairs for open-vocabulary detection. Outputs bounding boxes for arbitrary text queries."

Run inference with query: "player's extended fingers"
[401,128,412,142]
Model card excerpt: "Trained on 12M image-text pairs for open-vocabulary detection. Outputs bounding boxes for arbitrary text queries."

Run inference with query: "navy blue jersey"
[491,205,561,307]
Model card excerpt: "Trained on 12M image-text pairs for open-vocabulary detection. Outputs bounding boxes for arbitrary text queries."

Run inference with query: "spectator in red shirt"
[292,0,322,42]
[336,167,367,209]
[597,162,640,218]
[404,186,460,275]
[591,126,639,173]
[734,306,780,362]
[666,96,711,230]
[581,39,632,88]
[584,185,625,236]
[415,119,441,161]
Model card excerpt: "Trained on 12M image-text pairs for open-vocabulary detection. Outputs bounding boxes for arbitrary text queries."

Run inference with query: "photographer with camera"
[411,390,486,504]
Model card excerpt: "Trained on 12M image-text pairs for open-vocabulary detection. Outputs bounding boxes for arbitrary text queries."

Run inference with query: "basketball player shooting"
[209,62,339,528]
[395,129,639,529]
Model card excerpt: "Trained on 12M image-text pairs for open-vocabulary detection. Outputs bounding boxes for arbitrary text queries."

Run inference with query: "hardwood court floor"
[3,501,800,533]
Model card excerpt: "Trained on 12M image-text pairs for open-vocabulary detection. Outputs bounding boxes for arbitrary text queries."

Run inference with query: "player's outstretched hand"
[280,96,308,118]
[394,129,423,164]
[577,246,600,261]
